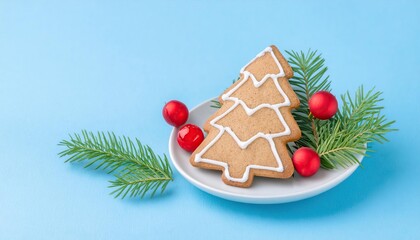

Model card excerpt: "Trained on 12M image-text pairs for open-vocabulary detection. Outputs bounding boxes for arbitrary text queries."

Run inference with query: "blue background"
[1,1,419,239]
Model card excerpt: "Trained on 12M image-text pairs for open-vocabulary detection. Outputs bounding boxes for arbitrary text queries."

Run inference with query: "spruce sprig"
[316,87,396,169]
[287,51,396,169]
[58,130,173,199]
[286,50,332,150]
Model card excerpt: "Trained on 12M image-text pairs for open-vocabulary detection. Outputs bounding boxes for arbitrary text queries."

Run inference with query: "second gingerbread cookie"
[190,45,301,187]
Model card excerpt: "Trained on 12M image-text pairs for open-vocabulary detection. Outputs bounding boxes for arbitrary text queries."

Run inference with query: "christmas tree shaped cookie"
[190,45,301,187]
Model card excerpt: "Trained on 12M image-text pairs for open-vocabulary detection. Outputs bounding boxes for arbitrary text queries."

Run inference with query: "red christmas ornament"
[177,124,204,152]
[292,147,320,177]
[162,100,189,127]
[309,91,338,120]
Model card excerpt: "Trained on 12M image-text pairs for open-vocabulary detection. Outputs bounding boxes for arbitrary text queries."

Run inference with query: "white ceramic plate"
[168,98,364,204]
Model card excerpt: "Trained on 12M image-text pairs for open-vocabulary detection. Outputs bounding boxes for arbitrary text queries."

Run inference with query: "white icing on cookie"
[194,47,292,183]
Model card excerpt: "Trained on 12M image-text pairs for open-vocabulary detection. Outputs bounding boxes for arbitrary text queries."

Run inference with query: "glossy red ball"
[309,91,338,120]
[292,147,320,177]
[177,124,204,152]
[162,100,189,127]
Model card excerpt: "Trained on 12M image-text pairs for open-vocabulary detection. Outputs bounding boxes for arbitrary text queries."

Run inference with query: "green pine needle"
[58,130,173,199]
[210,99,222,108]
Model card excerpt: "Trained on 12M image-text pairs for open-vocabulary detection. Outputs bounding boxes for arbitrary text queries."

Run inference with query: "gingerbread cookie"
[190,45,301,187]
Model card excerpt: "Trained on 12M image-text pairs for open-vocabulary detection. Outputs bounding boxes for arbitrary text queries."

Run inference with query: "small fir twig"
[316,86,396,169]
[210,99,222,108]
[58,130,173,199]
[286,49,331,150]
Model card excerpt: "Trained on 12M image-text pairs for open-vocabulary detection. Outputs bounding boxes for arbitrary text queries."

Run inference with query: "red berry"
[309,91,338,120]
[177,124,204,152]
[292,147,320,177]
[162,100,189,127]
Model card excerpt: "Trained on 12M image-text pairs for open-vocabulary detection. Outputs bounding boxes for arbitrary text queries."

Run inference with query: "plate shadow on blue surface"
[66,160,176,205]
[120,189,175,205]
[190,142,401,220]
[67,161,114,180]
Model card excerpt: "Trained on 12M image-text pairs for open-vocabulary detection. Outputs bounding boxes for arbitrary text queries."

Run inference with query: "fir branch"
[58,130,173,199]
[317,86,396,169]
[286,50,331,150]
[287,51,396,169]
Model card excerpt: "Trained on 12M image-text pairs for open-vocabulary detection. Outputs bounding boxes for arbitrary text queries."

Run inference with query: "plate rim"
[168,97,364,204]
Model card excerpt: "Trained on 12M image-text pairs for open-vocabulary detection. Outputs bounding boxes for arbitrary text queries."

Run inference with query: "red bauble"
[177,124,204,152]
[292,147,320,177]
[162,100,189,127]
[309,91,338,120]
